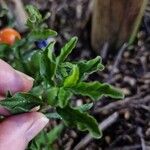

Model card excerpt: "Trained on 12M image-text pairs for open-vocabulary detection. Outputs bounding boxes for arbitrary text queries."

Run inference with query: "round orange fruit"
[0,28,21,45]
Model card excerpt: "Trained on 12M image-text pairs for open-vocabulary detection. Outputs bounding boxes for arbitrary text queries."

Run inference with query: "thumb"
[0,59,34,115]
[0,59,34,97]
[0,112,49,150]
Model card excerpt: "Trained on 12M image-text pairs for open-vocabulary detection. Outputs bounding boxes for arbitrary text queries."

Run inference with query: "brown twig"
[94,94,150,114]
[73,112,119,150]
[107,43,128,83]
[101,42,109,60]
[137,127,146,150]
[106,144,150,150]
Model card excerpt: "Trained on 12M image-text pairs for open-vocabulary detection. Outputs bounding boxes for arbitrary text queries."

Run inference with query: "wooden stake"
[91,0,148,52]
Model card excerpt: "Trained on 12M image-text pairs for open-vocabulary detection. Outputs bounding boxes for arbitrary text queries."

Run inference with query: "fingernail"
[30,106,40,112]
[25,114,49,142]
[15,70,34,82]
[0,96,4,100]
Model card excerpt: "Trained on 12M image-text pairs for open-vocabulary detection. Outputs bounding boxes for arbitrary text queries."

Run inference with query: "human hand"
[0,59,49,150]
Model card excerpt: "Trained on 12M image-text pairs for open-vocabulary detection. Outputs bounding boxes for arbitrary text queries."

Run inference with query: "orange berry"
[0,28,21,45]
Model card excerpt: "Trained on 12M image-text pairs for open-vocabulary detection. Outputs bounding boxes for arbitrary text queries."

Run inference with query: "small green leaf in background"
[26,5,42,20]
[77,56,104,80]
[75,103,93,112]
[72,81,124,100]
[57,37,78,64]
[0,93,43,114]
[58,87,72,108]
[46,124,64,145]
[26,5,42,28]
[64,64,79,88]
[29,125,64,150]
[0,8,8,17]
[28,131,47,150]
[30,29,57,40]
[57,105,102,139]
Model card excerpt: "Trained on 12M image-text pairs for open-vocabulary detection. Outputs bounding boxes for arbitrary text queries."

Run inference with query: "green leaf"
[46,87,59,106]
[57,105,101,138]
[0,43,10,51]
[46,87,72,108]
[0,44,10,58]
[26,5,42,28]
[0,93,43,114]
[47,41,56,62]
[0,8,8,17]
[29,125,63,149]
[26,5,42,20]
[58,87,72,108]
[45,112,62,119]
[72,82,124,100]
[64,65,79,88]
[30,29,57,40]
[28,131,47,150]
[75,103,93,112]
[57,37,78,64]
[40,42,56,84]
[30,51,42,72]
[77,56,104,80]
[55,62,73,84]
[46,124,64,145]
[30,85,44,97]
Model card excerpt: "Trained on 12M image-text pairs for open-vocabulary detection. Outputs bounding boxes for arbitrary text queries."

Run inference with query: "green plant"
[0,5,124,148]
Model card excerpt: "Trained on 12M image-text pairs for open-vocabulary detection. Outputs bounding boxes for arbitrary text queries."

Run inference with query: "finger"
[0,59,34,115]
[0,59,34,97]
[0,107,10,116]
[0,112,49,150]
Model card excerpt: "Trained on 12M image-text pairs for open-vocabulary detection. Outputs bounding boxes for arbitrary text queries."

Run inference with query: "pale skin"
[0,59,49,150]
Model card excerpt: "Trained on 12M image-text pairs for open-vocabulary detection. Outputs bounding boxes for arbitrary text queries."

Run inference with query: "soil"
[0,0,150,150]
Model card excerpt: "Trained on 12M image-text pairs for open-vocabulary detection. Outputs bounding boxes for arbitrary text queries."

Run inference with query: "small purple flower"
[35,39,48,49]
[35,38,55,49]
